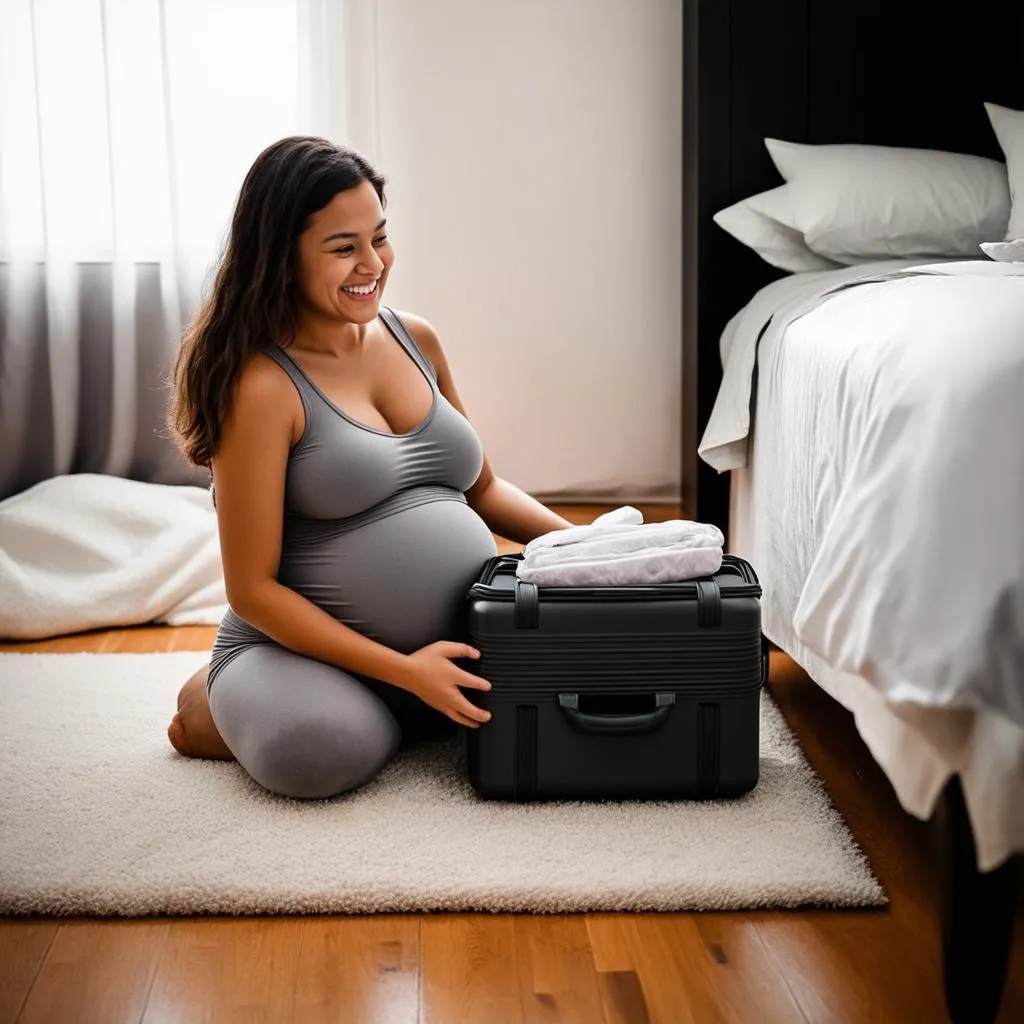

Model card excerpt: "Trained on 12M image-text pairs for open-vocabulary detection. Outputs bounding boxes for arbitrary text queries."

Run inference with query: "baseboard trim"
[532,493,683,506]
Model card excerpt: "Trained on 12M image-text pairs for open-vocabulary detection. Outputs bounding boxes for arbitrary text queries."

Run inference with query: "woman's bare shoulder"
[235,349,292,400]
[220,349,300,442]
[389,310,447,373]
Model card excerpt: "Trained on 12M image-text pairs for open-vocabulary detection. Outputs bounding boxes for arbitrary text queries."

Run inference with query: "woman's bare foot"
[167,663,236,761]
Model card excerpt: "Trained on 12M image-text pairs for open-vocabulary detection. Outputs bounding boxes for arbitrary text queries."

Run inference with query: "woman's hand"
[396,642,493,728]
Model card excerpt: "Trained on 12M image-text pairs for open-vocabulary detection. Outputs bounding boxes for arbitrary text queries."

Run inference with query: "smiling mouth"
[341,279,379,299]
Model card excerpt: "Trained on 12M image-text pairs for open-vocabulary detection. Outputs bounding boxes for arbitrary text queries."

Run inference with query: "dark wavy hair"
[168,136,387,468]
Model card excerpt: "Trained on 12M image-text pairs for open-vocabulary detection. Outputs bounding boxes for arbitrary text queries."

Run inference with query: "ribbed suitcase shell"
[461,553,765,801]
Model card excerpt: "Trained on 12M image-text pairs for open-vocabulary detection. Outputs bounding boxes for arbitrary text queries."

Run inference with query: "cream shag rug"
[0,652,885,916]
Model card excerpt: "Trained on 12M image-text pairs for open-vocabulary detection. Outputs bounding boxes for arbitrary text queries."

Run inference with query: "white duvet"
[0,474,227,640]
[700,259,1024,731]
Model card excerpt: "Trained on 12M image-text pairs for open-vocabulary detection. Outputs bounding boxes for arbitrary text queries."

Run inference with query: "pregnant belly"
[278,491,498,652]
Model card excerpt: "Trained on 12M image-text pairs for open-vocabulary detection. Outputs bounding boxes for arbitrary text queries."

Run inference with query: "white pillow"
[984,102,1024,241]
[763,139,1010,265]
[713,186,841,273]
[980,239,1024,262]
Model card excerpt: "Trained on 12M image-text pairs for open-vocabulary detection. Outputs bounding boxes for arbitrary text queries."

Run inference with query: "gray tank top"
[208,307,497,676]
[262,307,485,524]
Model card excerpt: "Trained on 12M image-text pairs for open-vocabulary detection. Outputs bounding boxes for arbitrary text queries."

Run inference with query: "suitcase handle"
[557,692,676,735]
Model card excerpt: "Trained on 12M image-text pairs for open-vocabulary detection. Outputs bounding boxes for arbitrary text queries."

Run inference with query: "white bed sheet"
[714,260,1024,871]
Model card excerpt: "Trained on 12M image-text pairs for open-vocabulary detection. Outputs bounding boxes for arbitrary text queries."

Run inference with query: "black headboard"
[682,0,1024,535]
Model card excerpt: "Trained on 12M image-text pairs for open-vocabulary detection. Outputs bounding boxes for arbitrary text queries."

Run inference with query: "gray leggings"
[207,644,454,799]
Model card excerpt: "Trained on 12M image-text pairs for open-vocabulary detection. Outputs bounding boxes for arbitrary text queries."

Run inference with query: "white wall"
[339,0,682,500]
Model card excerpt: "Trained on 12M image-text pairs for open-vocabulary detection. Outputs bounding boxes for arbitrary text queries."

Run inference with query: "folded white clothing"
[521,521,725,569]
[522,522,642,556]
[515,543,724,586]
[521,518,725,564]
[590,505,644,527]
[519,504,642,552]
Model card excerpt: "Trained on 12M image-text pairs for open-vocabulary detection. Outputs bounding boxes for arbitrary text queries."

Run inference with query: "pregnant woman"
[167,136,571,798]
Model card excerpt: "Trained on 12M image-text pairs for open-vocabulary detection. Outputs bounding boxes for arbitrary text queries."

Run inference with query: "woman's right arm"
[210,355,491,727]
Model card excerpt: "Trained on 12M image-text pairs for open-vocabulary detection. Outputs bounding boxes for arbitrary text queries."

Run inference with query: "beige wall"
[338,0,682,500]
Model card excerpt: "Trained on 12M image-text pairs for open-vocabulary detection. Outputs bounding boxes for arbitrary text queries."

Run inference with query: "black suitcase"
[461,552,766,801]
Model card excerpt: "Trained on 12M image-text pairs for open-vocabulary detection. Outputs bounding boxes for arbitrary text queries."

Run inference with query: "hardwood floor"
[1,503,1020,1023]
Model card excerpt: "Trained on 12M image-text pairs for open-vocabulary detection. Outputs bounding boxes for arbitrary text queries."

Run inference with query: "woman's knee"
[247,713,401,799]
[206,646,404,799]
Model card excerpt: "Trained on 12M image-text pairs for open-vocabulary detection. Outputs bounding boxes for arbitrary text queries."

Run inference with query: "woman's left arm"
[466,475,574,546]
[402,313,574,545]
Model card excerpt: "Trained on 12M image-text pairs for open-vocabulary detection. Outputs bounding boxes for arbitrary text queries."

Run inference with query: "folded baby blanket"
[516,506,725,586]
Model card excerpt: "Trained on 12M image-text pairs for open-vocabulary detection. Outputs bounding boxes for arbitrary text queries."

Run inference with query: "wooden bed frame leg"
[940,775,1017,1024]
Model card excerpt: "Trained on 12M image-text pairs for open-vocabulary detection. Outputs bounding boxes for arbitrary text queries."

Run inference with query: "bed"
[682,3,1023,1022]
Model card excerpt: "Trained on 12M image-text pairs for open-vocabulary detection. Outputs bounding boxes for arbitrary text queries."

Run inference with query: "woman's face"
[292,179,394,325]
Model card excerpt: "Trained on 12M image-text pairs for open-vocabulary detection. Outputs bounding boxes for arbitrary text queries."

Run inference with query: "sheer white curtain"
[0,0,345,498]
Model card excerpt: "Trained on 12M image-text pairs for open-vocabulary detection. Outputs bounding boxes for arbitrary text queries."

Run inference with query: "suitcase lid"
[468,553,762,603]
